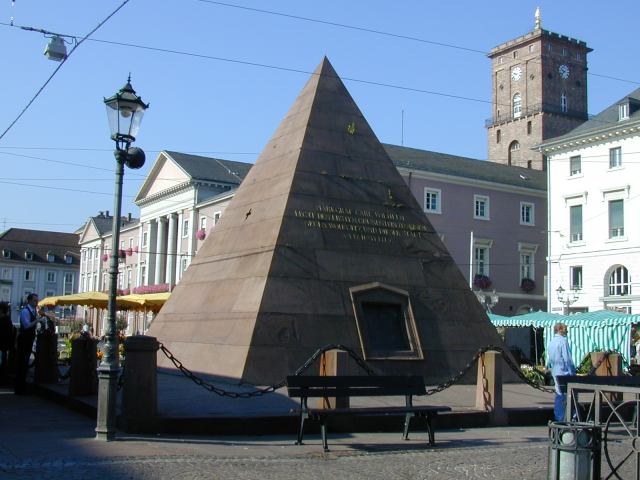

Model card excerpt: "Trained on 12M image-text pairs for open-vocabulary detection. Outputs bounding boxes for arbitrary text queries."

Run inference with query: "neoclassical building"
[540,87,640,313]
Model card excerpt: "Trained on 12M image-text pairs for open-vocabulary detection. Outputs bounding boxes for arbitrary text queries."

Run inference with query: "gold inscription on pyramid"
[294,205,429,243]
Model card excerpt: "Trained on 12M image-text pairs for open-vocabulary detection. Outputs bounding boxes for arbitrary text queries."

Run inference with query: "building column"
[154,217,167,285]
[146,220,158,286]
[165,213,178,288]
[176,211,184,282]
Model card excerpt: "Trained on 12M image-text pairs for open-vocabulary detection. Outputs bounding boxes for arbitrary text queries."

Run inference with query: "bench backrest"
[286,375,426,398]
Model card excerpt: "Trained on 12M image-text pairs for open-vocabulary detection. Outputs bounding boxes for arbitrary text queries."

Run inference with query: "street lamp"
[556,285,578,315]
[96,76,148,441]
[475,289,499,312]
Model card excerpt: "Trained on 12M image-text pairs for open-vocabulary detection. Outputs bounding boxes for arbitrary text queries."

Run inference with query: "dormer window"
[2,249,10,259]
[64,254,73,264]
[47,251,55,262]
[25,250,34,261]
[619,103,629,121]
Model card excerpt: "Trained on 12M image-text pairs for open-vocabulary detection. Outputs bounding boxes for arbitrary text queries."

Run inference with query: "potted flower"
[520,278,535,293]
[473,274,492,290]
[196,229,206,241]
[101,253,109,262]
[126,247,133,257]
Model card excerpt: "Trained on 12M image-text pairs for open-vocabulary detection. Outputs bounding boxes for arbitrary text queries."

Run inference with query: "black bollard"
[69,334,98,395]
[34,330,58,384]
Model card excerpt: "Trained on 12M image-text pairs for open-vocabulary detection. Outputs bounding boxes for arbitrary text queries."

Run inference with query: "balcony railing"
[485,102,589,127]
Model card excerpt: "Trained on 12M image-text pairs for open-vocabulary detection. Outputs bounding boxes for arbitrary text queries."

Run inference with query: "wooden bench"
[286,375,451,451]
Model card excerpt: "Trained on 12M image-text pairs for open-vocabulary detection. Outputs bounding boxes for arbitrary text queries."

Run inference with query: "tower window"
[576,52,582,61]
[513,93,522,118]
[496,129,501,143]
[562,48,568,56]
[498,56,504,64]
[527,121,532,134]
[528,44,535,53]
[510,141,521,152]
[513,51,518,58]
[561,94,568,113]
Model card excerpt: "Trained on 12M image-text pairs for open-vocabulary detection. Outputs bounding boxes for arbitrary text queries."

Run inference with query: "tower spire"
[534,6,542,30]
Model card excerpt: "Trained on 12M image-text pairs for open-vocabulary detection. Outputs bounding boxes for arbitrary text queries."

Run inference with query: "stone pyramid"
[149,57,505,385]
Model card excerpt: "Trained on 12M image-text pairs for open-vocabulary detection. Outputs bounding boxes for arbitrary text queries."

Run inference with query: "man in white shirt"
[14,293,40,394]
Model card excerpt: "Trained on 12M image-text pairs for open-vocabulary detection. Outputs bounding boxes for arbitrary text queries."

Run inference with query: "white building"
[0,228,80,324]
[540,88,640,314]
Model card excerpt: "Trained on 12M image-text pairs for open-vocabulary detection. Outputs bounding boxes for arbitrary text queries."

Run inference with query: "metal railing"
[485,102,589,127]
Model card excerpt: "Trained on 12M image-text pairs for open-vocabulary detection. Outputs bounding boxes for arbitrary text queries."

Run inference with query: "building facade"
[486,12,591,170]
[0,228,80,324]
[540,88,640,314]
[79,146,547,325]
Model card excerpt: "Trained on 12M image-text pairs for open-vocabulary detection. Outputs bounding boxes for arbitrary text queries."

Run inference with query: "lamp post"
[475,289,499,312]
[96,76,148,441]
[556,285,578,315]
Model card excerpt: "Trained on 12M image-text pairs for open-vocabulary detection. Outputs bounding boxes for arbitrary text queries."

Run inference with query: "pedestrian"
[14,293,41,394]
[547,322,576,422]
[0,302,15,384]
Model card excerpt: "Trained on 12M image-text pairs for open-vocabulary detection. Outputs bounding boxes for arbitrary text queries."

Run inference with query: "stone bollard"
[318,350,350,409]
[69,335,98,395]
[121,335,159,430]
[34,330,58,384]
[475,350,507,425]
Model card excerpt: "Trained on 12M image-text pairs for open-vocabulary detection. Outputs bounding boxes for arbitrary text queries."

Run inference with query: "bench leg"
[320,418,329,452]
[295,412,307,445]
[403,412,413,440]
[425,413,435,446]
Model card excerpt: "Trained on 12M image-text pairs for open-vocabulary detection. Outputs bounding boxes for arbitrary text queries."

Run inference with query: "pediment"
[135,152,191,203]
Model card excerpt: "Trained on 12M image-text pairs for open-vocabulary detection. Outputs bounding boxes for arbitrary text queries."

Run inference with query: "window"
[560,93,568,113]
[527,121,532,134]
[2,249,10,259]
[214,212,221,225]
[609,147,622,168]
[570,205,583,242]
[520,202,535,225]
[474,195,490,220]
[529,44,535,53]
[423,188,441,214]
[200,217,207,231]
[474,247,489,276]
[619,103,629,120]
[513,93,522,118]
[25,251,33,261]
[47,252,55,262]
[127,269,132,288]
[520,252,533,281]
[608,266,631,296]
[510,141,520,151]
[496,129,501,143]
[64,254,72,264]
[570,266,583,290]
[45,290,55,299]
[63,273,74,295]
[513,50,518,58]
[570,155,581,176]
[1,268,11,280]
[498,56,504,64]
[46,271,56,283]
[120,240,125,250]
[182,219,190,237]
[181,257,189,272]
[142,231,148,247]
[24,269,34,281]
[518,243,537,283]
[562,48,567,56]
[609,200,624,238]
[129,238,133,248]
[140,265,147,286]
[576,52,581,61]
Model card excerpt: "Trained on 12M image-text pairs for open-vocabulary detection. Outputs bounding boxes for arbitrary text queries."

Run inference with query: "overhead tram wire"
[0,0,131,142]
[194,0,640,87]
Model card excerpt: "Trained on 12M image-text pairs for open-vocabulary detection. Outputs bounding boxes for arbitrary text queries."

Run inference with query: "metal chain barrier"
[158,342,640,399]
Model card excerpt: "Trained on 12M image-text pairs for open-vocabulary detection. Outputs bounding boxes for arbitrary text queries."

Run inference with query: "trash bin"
[548,421,601,480]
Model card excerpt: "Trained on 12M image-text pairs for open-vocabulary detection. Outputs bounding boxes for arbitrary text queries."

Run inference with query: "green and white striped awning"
[489,310,639,366]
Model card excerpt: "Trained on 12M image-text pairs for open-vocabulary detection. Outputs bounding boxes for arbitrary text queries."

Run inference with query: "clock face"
[559,64,570,79]
[511,66,522,81]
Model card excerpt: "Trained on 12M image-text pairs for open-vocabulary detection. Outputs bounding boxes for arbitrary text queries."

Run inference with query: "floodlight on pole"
[556,285,579,315]
[95,76,148,441]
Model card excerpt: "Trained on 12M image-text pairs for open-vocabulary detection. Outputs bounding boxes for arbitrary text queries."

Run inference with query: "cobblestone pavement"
[0,441,550,480]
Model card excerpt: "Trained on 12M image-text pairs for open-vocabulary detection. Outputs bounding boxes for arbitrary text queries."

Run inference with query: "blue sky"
[1,0,639,233]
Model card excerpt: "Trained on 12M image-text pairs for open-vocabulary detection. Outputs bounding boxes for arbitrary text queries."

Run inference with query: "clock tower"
[486,10,592,170]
